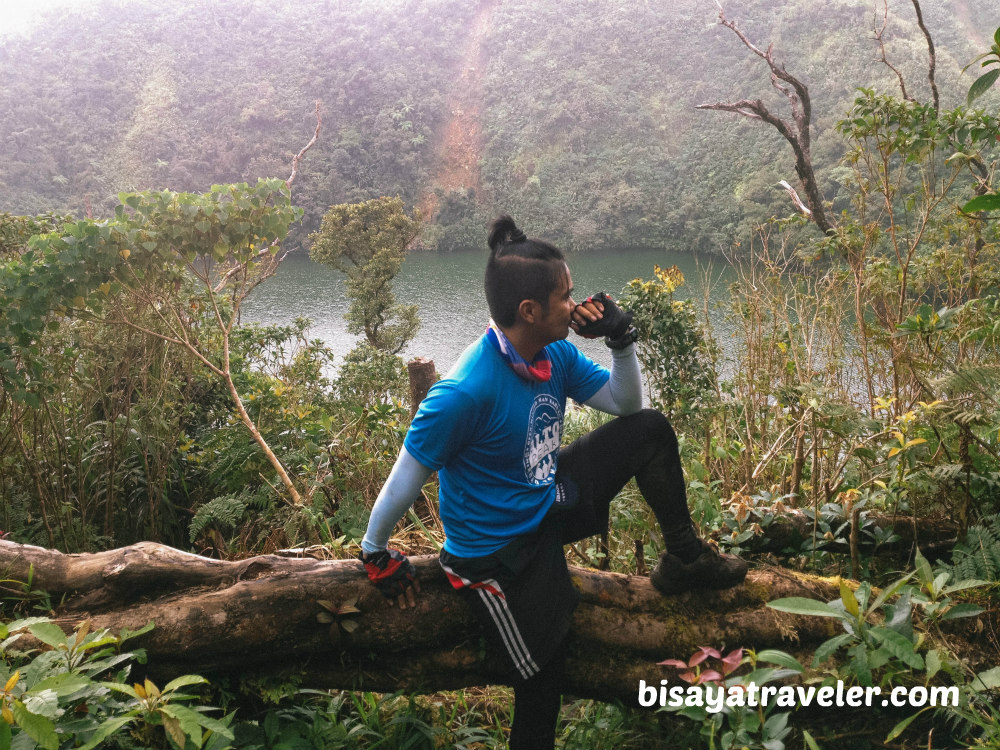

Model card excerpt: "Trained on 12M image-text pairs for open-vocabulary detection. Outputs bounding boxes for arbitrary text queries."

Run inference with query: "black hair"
[484,215,567,327]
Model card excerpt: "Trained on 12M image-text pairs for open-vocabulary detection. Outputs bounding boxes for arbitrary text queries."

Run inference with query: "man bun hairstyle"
[485,215,567,327]
[487,215,528,248]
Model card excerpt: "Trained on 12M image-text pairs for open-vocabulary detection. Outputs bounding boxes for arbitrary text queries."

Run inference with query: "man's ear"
[517,298,541,325]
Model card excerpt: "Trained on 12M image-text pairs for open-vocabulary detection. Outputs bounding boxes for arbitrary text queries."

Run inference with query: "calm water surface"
[242,248,736,374]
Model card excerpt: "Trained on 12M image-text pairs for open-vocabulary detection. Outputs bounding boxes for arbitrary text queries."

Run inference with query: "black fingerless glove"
[360,548,418,599]
[575,292,634,341]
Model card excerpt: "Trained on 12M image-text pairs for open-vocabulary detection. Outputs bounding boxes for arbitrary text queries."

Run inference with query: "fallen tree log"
[0,540,991,704]
[747,510,958,558]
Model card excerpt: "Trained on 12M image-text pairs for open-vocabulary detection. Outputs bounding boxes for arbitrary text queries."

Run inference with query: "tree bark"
[0,540,989,704]
[407,357,437,417]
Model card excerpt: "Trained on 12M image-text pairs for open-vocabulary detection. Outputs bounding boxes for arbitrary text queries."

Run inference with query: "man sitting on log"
[358,214,748,750]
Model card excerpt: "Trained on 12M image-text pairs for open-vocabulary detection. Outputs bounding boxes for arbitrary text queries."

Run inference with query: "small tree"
[1,107,321,509]
[309,197,420,355]
[619,264,716,424]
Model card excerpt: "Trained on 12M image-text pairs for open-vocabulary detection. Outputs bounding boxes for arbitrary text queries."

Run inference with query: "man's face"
[537,263,576,344]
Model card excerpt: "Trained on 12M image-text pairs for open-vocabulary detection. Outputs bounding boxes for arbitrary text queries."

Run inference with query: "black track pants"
[505,408,698,750]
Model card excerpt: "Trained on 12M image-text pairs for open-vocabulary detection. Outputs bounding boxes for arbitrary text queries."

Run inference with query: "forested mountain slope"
[0,0,994,253]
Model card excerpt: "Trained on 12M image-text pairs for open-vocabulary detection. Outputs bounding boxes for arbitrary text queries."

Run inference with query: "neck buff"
[485,319,552,382]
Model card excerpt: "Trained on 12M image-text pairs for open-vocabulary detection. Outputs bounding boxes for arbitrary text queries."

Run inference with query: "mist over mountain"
[0,0,993,253]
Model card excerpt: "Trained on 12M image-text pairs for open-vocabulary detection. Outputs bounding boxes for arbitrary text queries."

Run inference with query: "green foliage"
[657,647,805,750]
[189,494,251,545]
[230,690,501,750]
[770,575,926,688]
[0,179,301,398]
[0,180,313,550]
[619,265,715,423]
[0,615,228,750]
[769,551,987,691]
[963,27,1000,105]
[947,514,1000,583]
[309,197,420,354]
[1,0,994,254]
[99,676,233,750]
[0,214,68,259]
[335,343,409,409]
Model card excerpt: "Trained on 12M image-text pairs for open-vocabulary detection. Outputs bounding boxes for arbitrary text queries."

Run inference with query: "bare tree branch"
[212,102,323,295]
[873,0,913,102]
[910,0,939,113]
[699,9,834,235]
[286,100,323,190]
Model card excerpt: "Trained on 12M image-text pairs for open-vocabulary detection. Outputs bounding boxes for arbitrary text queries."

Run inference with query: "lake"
[242,247,737,375]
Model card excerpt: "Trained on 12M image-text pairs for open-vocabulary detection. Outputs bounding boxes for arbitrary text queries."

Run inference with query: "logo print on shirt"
[523,394,562,485]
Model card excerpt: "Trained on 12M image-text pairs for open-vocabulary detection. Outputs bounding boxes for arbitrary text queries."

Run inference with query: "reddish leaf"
[720,648,744,675]
[688,652,709,667]
[696,669,724,685]
[657,659,688,669]
[690,646,720,666]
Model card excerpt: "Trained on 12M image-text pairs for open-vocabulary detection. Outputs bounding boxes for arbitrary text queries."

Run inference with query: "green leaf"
[840,579,860,618]
[914,549,933,586]
[119,621,156,644]
[871,627,924,669]
[767,597,843,618]
[104,682,142,700]
[763,710,790,736]
[870,573,913,613]
[27,622,67,649]
[925,648,942,681]
[812,633,854,667]
[21,689,59,719]
[163,675,209,694]
[963,193,1000,213]
[971,666,1000,692]
[755,649,805,672]
[940,603,985,620]
[886,708,928,742]
[76,716,134,750]
[968,68,1000,104]
[884,589,913,636]
[29,672,91,697]
[942,578,989,594]
[11,702,59,750]
[163,703,235,740]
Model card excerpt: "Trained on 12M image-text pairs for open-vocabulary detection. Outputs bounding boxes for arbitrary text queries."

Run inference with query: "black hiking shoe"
[650,539,748,596]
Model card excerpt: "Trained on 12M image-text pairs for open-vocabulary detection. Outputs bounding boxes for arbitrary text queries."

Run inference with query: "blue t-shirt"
[404,335,609,557]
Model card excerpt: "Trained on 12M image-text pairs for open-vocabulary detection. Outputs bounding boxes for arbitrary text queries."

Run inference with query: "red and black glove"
[360,548,418,600]
[574,292,634,340]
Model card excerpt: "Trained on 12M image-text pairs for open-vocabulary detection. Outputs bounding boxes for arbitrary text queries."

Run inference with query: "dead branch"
[697,9,835,236]
[873,0,914,102]
[212,101,322,295]
[910,0,939,113]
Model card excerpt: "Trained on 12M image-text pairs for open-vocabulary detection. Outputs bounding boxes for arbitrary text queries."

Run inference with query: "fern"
[948,514,1000,583]
[189,493,249,543]
[931,364,1000,399]
[931,465,1000,499]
